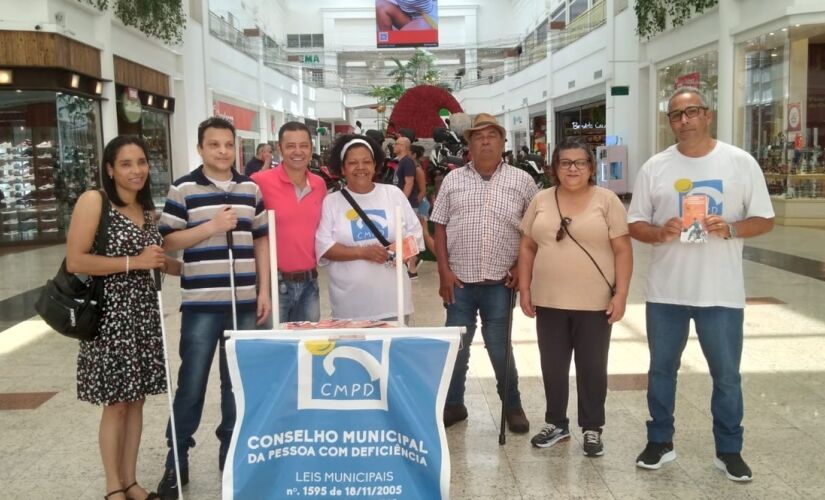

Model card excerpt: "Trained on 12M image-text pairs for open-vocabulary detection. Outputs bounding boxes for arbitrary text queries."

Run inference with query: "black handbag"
[35,191,111,341]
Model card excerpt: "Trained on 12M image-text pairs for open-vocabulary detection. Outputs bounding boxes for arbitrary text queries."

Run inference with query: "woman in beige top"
[518,138,633,457]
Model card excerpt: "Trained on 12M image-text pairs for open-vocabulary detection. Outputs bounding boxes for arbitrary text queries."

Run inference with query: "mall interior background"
[1,0,825,248]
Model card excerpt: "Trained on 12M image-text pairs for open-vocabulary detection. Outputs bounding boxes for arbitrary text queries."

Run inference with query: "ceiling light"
[781,28,787,32]
[162,98,169,109]
[146,94,154,106]
[795,24,800,27]
[94,81,103,94]
[70,74,80,88]
[0,69,12,85]
[769,32,775,36]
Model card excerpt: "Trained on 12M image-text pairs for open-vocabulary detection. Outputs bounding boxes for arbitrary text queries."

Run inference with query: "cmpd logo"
[346,208,389,242]
[297,339,390,411]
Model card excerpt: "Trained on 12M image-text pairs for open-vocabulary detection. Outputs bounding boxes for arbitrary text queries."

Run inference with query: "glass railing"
[551,0,606,52]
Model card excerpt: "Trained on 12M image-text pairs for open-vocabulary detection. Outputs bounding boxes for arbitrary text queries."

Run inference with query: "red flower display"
[387,85,463,140]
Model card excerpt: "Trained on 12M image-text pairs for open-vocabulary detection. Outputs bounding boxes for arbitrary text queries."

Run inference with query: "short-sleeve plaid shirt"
[430,161,538,283]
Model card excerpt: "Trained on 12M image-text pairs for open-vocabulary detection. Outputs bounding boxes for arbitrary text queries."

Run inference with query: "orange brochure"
[680,194,708,244]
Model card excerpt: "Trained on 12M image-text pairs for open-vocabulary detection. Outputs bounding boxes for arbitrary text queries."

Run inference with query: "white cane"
[395,206,404,326]
[153,269,185,500]
[227,231,238,331]
[268,210,279,327]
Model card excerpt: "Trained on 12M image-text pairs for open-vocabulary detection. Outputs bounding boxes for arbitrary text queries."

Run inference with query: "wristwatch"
[725,223,737,239]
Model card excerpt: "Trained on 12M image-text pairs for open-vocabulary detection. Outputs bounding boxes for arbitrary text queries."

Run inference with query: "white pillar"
[92,12,118,143]
[715,0,738,144]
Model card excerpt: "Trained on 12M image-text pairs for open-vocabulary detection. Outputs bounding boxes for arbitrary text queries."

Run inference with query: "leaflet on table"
[680,194,709,244]
[224,329,460,500]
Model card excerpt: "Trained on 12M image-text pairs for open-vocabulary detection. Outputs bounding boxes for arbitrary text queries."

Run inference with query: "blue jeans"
[278,278,320,323]
[445,283,521,408]
[165,309,257,469]
[645,302,745,453]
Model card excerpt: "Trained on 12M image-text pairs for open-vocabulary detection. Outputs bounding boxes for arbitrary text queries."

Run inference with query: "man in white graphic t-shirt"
[627,87,774,482]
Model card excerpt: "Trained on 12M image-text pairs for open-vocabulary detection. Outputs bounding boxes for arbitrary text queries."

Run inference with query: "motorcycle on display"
[308,153,344,192]
[428,124,466,185]
[502,150,552,189]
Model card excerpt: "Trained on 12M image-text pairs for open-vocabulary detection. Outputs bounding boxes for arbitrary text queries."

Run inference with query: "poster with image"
[376,0,439,48]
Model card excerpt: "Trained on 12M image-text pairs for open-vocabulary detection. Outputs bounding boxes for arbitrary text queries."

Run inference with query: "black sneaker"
[157,467,189,499]
[530,424,570,448]
[443,403,468,427]
[635,441,676,469]
[714,452,753,482]
[582,430,604,457]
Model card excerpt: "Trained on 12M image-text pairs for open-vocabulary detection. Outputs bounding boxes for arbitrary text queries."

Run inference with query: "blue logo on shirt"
[350,209,389,242]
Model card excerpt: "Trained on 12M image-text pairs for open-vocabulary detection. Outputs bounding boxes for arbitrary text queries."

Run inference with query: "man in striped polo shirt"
[156,117,270,498]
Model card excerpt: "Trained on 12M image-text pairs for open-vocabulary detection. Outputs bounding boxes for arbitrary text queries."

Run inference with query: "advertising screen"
[376,0,439,48]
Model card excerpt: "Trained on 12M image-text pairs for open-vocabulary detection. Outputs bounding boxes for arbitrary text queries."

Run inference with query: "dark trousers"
[535,306,612,431]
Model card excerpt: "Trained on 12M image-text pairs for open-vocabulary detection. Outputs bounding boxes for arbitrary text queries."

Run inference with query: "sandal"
[123,482,160,500]
[104,489,124,499]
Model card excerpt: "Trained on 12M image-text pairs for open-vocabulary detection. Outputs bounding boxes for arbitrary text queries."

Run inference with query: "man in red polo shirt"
[252,122,326,322]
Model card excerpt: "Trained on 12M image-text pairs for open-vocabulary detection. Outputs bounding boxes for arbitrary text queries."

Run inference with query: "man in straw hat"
[430,112,538,433]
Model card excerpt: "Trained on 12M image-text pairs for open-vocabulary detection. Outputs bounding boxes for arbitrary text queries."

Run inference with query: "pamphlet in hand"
[387,234,420,261]
[680,194,709,244]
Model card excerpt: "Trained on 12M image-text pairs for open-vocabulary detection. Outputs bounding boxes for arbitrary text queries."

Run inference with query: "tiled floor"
[1,225,824,499]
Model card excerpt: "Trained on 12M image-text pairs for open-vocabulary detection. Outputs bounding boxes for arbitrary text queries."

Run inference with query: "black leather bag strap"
[340,188,391,247]
[94,190,111,256]
[59,190,111,276]
[554,187,616,297]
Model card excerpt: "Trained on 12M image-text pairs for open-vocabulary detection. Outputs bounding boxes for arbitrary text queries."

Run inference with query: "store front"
[555,100,606,149]
[213,98,259,170]
[113,57,174,208]
[531,114,548,158]
[0,32,105,245]
[734,24,825,227]
[656,50,719,151]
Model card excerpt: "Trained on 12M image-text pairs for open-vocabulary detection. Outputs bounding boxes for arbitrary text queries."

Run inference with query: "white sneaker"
[36,141,52,148]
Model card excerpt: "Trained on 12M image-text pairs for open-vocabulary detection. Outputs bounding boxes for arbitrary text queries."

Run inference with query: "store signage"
[675,72,700,89]
[572,122,605,130]
[611,85,630,96]
[787,103,801,132]
[121,87,142,124]
[213,100,257,131]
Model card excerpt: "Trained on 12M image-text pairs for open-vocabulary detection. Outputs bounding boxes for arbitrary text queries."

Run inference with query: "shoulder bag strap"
[554,188,616,296]
[340,188,391,247]
[94,190,111,256]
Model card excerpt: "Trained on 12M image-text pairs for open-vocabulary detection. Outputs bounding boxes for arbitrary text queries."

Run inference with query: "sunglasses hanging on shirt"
[553,187,616,296]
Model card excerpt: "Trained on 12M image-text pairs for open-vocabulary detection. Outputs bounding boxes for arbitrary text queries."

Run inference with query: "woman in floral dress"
[66,136,180,500]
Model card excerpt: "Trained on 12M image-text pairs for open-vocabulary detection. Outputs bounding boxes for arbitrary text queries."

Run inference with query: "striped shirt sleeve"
[251,183,268,239]
[158,184,188,236]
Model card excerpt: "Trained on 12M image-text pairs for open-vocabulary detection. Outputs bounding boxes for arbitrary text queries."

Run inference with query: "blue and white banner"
[223,328,460,499]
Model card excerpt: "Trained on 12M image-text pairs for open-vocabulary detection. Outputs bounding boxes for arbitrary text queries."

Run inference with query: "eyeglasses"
[667,105,708,122]
[557,159,590,170]
[556,217,572,242]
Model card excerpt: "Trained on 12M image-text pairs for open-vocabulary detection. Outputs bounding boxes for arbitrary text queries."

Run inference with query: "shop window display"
[656,51,718,151]
[735,25,825,201]
[140,109,172,207]
[0,91,101,244]
[116,90,172,208]
[556,102,606,147]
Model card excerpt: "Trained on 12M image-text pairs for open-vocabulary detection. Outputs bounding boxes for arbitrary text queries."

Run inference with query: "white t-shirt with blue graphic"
[316,183,424,320]
[627,141,775,308]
